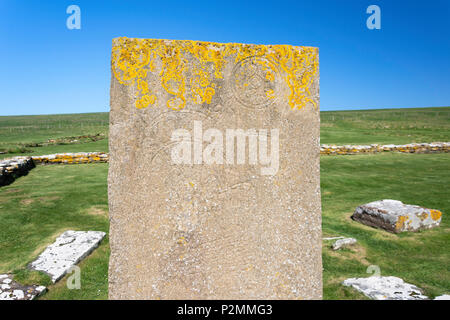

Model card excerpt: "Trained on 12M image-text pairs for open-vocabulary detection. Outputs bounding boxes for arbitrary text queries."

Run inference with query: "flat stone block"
[352,199,442,233]
[29,230,106,283]
[343,276,428,300]
[332,237,357,250]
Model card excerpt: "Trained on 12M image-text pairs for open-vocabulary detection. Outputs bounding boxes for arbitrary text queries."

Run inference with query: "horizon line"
[0,105,449,117]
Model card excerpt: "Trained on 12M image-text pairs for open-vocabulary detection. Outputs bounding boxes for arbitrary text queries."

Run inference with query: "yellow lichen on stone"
[430,209,442,221]
[395,215,408,231]
[111,37,318,111]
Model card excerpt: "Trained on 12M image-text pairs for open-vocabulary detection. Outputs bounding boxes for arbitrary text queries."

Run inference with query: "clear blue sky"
[1,0,449,115]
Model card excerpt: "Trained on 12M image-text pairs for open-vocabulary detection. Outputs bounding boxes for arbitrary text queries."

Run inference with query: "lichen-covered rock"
[0,274,46,300]
[32,152,109,164]
[351,199,442,233]
[342,276,428,300]
[320,142,450,155]
[0,156,35,187]
[29,230,106,283]
[332,237,357,250]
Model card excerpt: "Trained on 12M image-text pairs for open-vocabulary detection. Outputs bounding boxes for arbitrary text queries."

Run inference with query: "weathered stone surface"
[434,294,450,300]
[351,199,442,233]
[0,274,46,300]
[29,230,106,283]
[342,276,428,300]
[0,156,35,187]
[332,237,357,250]
[109,38,321,299]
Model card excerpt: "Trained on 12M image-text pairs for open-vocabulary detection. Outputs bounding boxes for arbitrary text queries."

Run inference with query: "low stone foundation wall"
[0,153,108,187]
[320,142,450,155]
[32,152,109,164]
[0,157,35,187]
[1,144,448,187]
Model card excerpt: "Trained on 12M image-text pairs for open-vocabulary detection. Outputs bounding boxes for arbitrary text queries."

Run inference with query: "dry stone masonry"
[352,199,442,233]
[0,156,35,187]
[109,38,322,299]
[32,152,109,164]
[29,230,106,283]
[320,142,449,155]
[0,153,108,187]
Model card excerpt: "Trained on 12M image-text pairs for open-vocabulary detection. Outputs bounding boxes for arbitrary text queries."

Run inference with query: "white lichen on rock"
[0,274,46,300]
[342,276,428,300]
[434,294,450,300]
[351,199,442,233]
[332,237,357,250]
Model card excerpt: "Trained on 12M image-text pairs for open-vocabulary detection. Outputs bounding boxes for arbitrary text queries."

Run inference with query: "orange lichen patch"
[32,153,109,165]
[111,37,319,110]
[395,215,408,231]
[320,143,450,155]
[430,209,442,221]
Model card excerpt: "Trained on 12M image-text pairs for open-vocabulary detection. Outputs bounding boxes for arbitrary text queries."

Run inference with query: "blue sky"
[0,0,449,115]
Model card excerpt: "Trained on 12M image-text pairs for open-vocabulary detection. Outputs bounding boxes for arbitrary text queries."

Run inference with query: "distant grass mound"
[0,107,449,159]
[320,107,450,145]
[0,113,109,158]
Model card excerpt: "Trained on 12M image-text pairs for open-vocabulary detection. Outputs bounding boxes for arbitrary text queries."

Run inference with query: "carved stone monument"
[109,37,321,299]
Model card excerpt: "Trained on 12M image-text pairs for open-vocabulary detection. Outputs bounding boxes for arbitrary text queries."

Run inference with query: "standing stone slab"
[109,38,321,299]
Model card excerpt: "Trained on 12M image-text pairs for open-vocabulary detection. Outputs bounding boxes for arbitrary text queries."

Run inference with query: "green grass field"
[0,107,449,299]
[1,107,449,159]
[0,113,109,158]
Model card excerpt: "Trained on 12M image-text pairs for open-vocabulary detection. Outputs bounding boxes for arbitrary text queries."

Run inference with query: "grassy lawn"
[0,164,109,299]
[321,153,449,299]
[0,107,449,299]
[320,107,450,145]
[0,112,109,159]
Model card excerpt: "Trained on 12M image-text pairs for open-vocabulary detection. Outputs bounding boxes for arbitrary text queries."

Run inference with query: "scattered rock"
[351,199,442,233]
[0,274,46,300]
[342,276,428,300]
[332,237,357,250]
[434,294,450,300]
[29,230,106,283]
